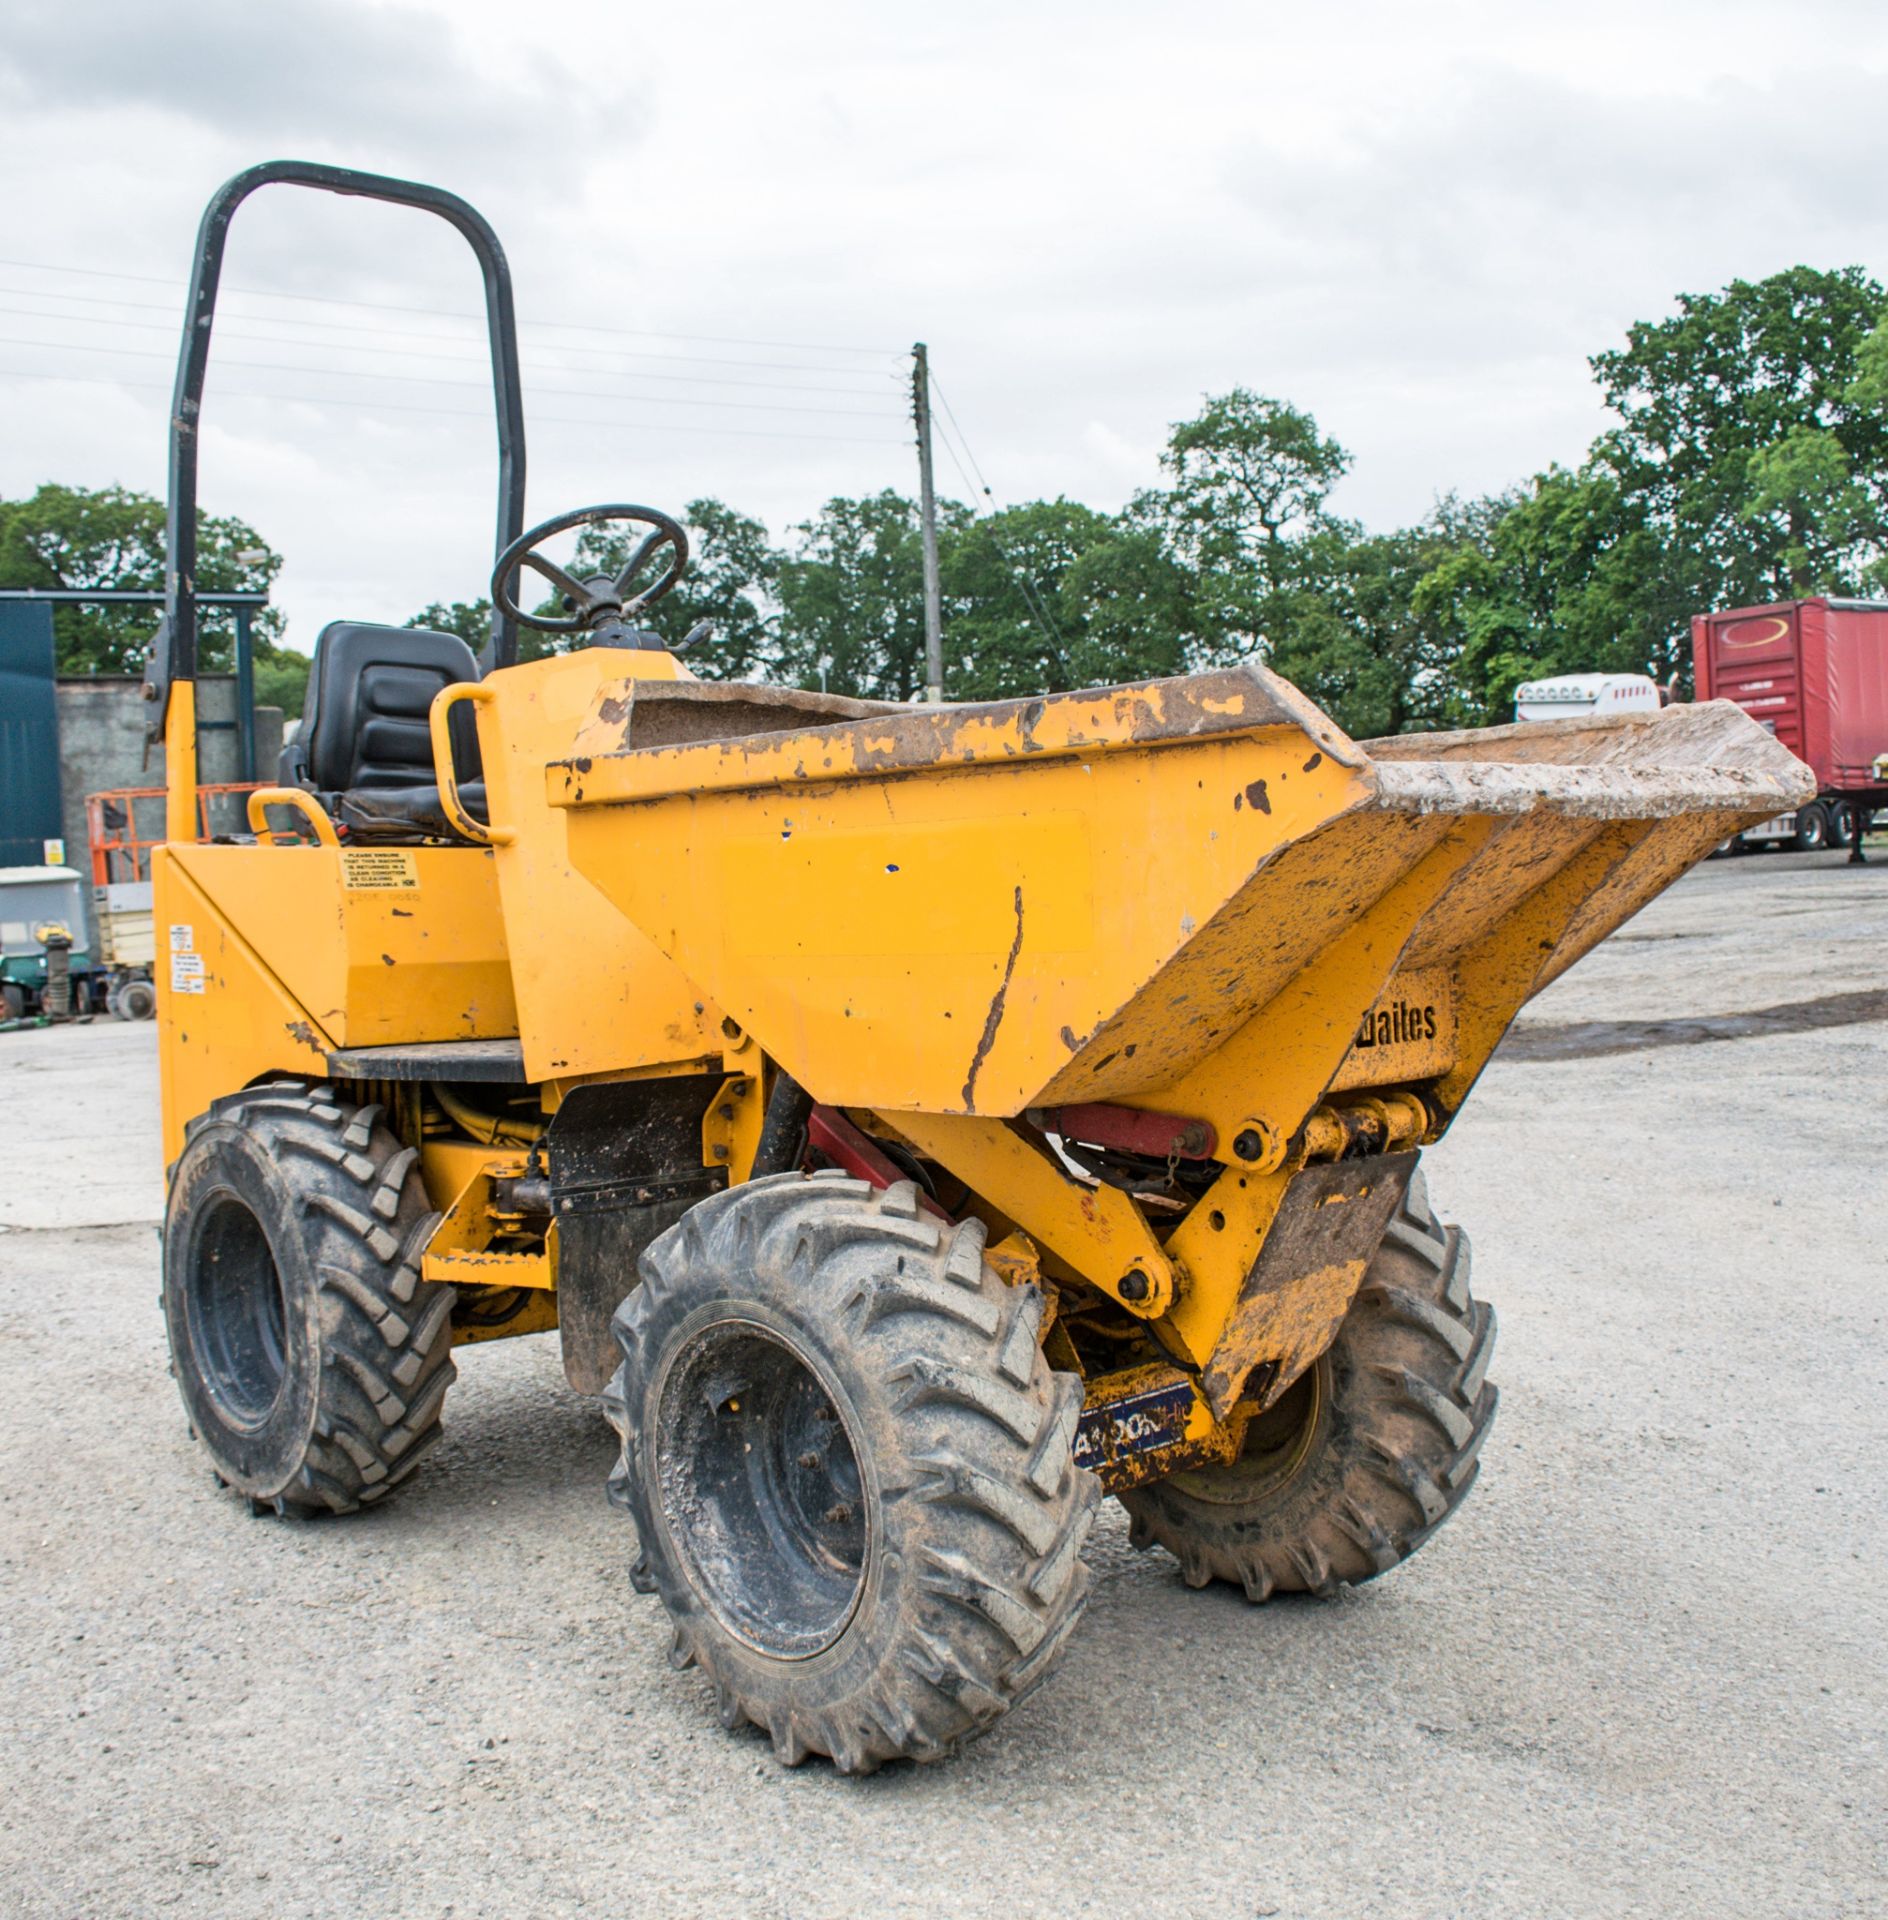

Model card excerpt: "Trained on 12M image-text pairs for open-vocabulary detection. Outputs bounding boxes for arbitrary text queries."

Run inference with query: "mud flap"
[544,1076,725,1393]
[1202,1149,1419,1418]
[558,1194,702,1393]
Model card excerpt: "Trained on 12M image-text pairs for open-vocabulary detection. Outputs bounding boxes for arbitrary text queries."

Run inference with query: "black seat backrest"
[283,622,480,792]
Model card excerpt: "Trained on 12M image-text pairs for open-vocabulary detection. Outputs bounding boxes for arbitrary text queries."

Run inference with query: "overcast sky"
[3,0,1886,652]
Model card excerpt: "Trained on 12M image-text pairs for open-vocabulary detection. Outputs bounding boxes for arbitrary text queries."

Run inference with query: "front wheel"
[163,1083,457,1514]
[1793,803,1829,853]
[604,1173,1098,1773]
[1120,1167,1495,1600]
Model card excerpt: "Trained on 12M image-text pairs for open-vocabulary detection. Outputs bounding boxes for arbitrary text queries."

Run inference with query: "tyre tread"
[166,1082,456,1516]
[1120,1163,1496,1601]
[607,1173,1096,1772]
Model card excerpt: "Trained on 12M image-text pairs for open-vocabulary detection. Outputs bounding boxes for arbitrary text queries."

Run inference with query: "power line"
[926,370,1068,654]
[0,292,905,395]
[0,253,903,359]
[0,364,908,446]
[929,373,999,499]
[0,332,903,421]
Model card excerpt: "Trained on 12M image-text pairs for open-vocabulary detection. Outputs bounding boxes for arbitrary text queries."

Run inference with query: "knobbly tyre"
[149,162,1817,1773]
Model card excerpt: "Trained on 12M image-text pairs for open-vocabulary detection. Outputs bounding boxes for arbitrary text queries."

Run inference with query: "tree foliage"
[1592,266,1888,608]
[23,265,1888,745]
[0,482,283,676]
[773,491,969,701]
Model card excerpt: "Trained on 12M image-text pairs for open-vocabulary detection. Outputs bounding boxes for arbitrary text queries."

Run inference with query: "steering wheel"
[490,503,689,637]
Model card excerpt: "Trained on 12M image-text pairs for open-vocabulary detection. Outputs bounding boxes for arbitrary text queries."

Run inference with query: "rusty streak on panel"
[963,886,1024,1112]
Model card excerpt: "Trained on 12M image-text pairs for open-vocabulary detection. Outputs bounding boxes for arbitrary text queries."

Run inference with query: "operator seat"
[280,622,487,842]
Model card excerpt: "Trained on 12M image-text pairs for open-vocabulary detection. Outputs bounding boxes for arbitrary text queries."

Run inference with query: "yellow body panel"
[470,649,721,1081]
[551,676,1810,1137]
[167,842,515,1048]
[155,849,338,1165]
[555,675,1368,1116]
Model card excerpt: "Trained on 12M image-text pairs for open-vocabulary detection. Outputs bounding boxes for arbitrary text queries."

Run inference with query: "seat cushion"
[298,622,481,793]
[331,783,488,843]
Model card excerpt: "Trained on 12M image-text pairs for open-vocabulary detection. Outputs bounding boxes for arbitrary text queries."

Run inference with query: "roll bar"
[143,159,527,747]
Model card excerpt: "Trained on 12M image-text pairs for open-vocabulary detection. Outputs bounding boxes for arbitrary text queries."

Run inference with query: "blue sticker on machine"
[1073,1378,1194,1469]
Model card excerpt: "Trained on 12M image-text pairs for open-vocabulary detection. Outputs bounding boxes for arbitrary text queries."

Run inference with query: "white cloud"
[1,0,1885,647]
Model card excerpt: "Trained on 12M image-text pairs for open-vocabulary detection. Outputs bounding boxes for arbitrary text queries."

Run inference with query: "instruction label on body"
[168,924,205,995]
[341,849,420,891]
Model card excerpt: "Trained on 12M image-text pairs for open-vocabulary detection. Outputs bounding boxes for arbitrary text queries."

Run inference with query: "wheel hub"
[654,1319,869,1659]
[186,1190,288,1428]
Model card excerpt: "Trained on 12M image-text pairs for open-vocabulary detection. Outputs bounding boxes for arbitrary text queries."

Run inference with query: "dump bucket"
[548,667,1813,1125]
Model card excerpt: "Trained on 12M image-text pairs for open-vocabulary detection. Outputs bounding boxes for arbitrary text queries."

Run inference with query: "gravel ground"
[2,849,1884,1920]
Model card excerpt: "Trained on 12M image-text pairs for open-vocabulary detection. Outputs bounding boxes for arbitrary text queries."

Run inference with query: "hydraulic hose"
[432,1083,542,1146]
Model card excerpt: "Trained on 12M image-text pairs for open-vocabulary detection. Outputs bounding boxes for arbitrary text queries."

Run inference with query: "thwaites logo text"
[1353,998,1439,1050]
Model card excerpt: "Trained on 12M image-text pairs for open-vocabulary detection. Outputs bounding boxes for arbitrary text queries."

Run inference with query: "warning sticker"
[170,952,206,995]
[168,923,194,953]
[341,849,420,891]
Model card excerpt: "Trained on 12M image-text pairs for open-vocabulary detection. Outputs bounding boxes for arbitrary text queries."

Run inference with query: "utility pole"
[912,342,944,704]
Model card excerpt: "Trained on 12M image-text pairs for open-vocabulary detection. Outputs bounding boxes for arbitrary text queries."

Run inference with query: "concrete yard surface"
[1,850,1884,1918]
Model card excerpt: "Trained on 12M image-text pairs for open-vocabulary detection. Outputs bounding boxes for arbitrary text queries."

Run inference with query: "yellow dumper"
[149,165,1815,1773]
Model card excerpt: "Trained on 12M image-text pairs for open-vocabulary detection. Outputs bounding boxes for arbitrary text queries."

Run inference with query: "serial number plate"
[1073,1379,1194,1472]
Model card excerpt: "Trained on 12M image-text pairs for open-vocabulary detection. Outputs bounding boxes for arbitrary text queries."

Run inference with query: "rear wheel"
[1827,801,1856,849]
[163,1082,457,1515]
[1793,803,1829,852]
[1120,1166,1495,1599]
[605,1173,1098,1772]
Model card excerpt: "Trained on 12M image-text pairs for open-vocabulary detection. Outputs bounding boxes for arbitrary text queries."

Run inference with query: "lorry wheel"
[604,1172,1098,1773]
[1827,801,1856,849]
[1119,1167,1495,1601]
[1793,803,1829,852]
[162,1082,457,1516]
[1,983,23,1022]
[119,978,156,1021]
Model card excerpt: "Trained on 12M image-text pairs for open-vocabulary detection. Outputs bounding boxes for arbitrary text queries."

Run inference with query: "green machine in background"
[0,865,97,1023]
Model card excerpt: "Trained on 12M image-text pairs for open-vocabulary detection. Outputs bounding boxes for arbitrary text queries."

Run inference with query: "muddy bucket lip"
[1370,758,1817,820]
[546,663,1364,809]
[1362,700,1817,822]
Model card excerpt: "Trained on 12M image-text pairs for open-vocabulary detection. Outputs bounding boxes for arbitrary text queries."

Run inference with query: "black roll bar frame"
[144,159,527,732]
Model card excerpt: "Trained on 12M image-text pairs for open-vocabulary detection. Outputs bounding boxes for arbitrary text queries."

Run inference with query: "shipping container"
[1691,599,1888,851]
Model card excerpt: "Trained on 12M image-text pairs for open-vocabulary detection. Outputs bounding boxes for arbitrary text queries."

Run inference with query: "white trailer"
[1513,673,1664,723]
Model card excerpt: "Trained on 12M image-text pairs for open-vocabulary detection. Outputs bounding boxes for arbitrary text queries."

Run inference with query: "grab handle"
[429,683,514,846]
[246,787,341,847]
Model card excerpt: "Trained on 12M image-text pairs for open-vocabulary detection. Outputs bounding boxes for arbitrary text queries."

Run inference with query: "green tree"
[775,491,969,701]
[1271,512,1483,738]
[1146,390,1352,659]
[1410,466,1692,722]
[252,653,311,719]
[0,482,282,675]
[1058,523,1195,689]
[1739,426,1871,594]
[1593,265,1888,605]
[406,598,493,652]
[939,498,1153,700]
